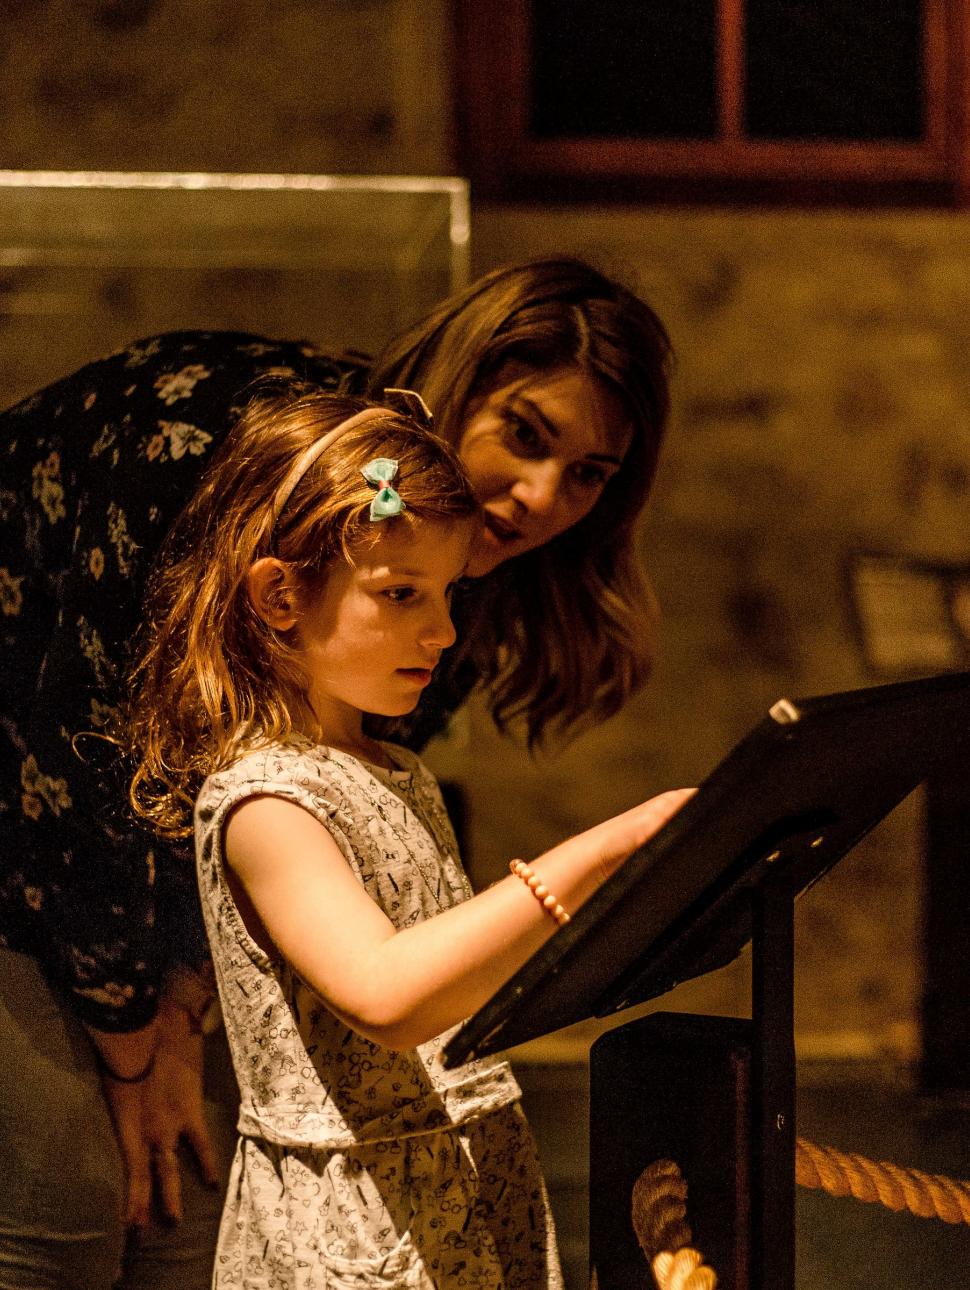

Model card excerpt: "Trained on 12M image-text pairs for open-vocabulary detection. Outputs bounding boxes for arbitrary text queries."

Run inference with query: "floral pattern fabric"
[195,736,561,1289]
[0,332,367,1031]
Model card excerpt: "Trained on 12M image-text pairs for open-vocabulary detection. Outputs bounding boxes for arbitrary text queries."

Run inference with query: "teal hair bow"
[362,457,404,520]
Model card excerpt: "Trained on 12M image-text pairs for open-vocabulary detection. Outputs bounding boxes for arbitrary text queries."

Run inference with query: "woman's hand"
[85,1019,157,1225]
[86,978,220,1226]
[140,992,221,1225]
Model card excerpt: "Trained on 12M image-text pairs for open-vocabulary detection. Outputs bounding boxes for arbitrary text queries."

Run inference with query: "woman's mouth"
[482,511,523,545]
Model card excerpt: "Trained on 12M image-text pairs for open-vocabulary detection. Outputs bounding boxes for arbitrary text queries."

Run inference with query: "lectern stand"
[443,671,970,1290]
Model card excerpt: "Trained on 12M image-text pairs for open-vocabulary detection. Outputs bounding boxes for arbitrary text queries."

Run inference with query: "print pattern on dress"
[196,738,562,1288]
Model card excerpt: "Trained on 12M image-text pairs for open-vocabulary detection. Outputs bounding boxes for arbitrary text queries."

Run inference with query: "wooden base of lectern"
[590,1014,761,1290]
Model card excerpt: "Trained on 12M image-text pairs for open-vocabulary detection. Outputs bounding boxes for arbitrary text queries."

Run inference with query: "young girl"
[126,384,689,1289]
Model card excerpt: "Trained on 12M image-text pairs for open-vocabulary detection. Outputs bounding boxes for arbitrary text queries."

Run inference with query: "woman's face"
[457,366,633,577]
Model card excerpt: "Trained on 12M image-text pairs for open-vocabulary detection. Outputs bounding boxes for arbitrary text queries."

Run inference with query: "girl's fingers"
[607,789,694,843]
[649,786,695,817]
[594,789,696,879]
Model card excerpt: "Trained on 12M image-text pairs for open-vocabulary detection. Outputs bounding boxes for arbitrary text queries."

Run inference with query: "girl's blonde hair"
[126,384,476,836]
[368,256,672,746]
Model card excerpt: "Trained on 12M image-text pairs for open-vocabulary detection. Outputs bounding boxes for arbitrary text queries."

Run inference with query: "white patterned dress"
[195,737,563,1290]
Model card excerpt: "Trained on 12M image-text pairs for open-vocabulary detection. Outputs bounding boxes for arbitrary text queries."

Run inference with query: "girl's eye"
[383,587,416,604]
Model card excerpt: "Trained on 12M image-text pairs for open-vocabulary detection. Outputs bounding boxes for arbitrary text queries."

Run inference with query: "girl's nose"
[421,601,457,650]
[510,461,562,517]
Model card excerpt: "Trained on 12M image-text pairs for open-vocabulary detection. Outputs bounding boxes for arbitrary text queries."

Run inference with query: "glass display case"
[0,170,469,407]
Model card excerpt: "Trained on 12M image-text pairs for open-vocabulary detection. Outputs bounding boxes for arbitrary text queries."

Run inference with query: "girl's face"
[457,366,633,577]
[294,518,473,736]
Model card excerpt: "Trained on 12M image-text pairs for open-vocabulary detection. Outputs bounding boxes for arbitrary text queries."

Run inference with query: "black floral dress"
[0,331,474,1034]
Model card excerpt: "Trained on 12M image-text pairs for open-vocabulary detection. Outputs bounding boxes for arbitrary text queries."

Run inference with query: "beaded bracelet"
[509,859,571,926]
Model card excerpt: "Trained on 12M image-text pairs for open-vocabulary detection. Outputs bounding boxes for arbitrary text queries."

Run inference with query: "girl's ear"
[247,558,300,631]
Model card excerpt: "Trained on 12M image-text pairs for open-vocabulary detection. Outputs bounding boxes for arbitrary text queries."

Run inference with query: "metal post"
[751,869,796,1289]
[922,769,970,1091]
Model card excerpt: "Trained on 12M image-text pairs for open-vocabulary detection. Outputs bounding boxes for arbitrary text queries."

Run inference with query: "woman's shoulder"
[2,330,369,421]
[102,330,371,400]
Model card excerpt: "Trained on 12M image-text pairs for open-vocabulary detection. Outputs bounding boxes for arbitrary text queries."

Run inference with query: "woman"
[0,257,670,1290]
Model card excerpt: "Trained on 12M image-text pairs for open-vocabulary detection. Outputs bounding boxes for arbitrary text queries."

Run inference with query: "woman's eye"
[383,587,416,604]
[502,411,544,455]
[571,462,609,488]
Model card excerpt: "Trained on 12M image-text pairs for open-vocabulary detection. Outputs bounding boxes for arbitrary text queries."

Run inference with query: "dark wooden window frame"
[454,0,970,205]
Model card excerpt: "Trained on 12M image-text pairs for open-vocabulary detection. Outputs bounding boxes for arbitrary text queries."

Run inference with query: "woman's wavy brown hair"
[125,384,476,836]
[368,256,672,746]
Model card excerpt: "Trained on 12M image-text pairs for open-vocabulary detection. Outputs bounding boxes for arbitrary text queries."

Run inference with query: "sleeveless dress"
[195,736,563,1290]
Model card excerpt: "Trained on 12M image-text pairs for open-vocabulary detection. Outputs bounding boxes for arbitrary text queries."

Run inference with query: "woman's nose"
[510,461,561,516]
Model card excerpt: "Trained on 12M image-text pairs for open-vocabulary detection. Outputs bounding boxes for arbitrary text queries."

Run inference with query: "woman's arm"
[1,332,370,1230]
[85,974,221,1227]
[224,788,692,1050]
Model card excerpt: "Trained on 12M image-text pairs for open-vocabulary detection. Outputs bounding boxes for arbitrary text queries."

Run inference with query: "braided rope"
[632,1139,970,1289]
[651,1248,718,1290]
[796,1137,970,1224]
[631,1160,690,1259]
[631,1159,718,1290]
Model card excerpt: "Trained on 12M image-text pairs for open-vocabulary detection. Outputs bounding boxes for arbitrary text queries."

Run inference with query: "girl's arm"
[225,788,691,1050]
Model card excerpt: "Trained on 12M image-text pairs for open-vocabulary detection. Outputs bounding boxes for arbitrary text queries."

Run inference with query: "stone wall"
[438,205,970,1060]
[5,3,969,1061]
[1,0,452,176]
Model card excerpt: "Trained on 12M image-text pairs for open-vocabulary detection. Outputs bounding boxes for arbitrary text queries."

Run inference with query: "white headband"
[268,407,388,531]
[265,388,434,537]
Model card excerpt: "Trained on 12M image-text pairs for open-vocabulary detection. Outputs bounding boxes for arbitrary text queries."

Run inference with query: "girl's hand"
[223,783,696,1051]
[568,788,697,884]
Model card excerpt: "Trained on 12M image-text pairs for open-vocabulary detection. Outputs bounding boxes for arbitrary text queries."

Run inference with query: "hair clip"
[362,457,404,520]
[268,394,430,541]
[382,388,433,428]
